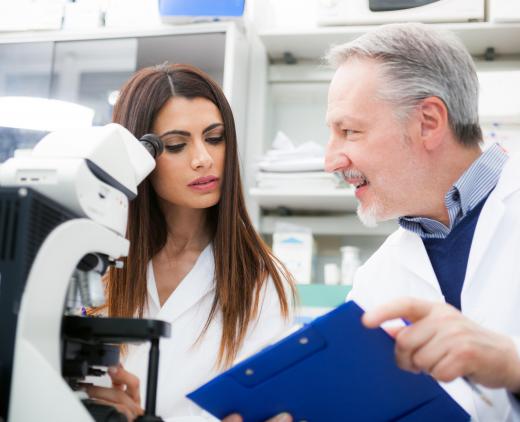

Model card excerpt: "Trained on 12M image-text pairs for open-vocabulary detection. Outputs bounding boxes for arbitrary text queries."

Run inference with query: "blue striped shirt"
[399,143,508,239]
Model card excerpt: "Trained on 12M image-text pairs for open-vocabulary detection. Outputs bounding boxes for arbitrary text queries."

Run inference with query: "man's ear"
[418,96,449,151]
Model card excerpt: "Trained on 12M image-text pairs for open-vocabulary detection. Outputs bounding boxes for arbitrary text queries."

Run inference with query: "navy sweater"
[422,197,488,310]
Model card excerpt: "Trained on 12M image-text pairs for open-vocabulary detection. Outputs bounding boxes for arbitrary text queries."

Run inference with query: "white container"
[273,230,315,284]
[323,263,340,285]
[340,246,360,286]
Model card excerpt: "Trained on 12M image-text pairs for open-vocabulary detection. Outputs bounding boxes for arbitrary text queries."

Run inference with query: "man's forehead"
[326,61,384,123]
[325,108,366,127]
[329,61,380,95]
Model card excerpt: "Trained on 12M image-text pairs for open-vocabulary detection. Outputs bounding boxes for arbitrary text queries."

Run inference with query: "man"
[225,23,520,421]
[323,22,520,421]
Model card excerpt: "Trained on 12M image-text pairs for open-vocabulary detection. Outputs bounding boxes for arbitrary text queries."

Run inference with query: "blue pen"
[401,318,493,407]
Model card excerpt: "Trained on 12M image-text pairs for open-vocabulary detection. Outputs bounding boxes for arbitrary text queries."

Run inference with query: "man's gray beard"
[357,202,381,228]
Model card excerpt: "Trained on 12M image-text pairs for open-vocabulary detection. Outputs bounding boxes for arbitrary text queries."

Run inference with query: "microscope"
[0,124,168,421]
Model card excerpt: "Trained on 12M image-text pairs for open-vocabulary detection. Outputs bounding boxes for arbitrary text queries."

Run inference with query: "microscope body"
[0,124,166,421]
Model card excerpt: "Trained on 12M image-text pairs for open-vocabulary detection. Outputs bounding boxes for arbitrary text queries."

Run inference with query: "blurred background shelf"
[250,188,358,211]
[261,214,397,236]
[259,22,520,61]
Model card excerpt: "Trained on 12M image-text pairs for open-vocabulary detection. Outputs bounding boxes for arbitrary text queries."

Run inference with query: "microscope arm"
[9,218,128,422]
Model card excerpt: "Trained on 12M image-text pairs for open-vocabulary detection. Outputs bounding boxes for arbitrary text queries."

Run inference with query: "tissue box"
[273,231,314,284]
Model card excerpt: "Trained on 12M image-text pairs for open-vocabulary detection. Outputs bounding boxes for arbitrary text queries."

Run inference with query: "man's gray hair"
[326,23,482,146]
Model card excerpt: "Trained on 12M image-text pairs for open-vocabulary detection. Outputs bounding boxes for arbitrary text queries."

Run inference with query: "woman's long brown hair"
[107,63,295,367]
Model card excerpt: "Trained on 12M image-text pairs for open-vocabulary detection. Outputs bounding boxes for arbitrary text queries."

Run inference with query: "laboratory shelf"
[261,214,398,236]
[259,22,520,60]
[0,21,236,43]
[250,187,357,211]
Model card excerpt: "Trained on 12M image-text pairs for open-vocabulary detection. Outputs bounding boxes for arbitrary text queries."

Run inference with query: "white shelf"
[250,188,357,211]
[0,21,236,44]
[259,22,520,60]
[261,214,397,236]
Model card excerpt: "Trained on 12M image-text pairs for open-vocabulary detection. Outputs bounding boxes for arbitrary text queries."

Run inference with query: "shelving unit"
[250,188,357,212]
[258,22,520,61]
[243,9,520,291]
[261,214,397,236]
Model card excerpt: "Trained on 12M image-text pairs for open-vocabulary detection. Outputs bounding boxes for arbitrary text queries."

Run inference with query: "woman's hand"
[84,364,144,421]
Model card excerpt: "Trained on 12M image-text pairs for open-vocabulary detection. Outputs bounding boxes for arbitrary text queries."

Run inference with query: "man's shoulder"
[363,226,410,261]
[355,227,411,280]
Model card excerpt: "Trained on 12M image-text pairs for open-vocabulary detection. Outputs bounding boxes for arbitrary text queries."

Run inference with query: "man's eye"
[165,144,185,153]
[343,129,356,136]
[206,136,224,145]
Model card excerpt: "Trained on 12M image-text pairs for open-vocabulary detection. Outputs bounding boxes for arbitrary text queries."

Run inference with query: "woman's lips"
[188,176,219,192]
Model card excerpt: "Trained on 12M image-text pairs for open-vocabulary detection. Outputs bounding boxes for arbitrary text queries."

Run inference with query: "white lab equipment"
[316,0,484,26]
[488,0,520,22]
[340,246,361,286]
[0,124,169,421]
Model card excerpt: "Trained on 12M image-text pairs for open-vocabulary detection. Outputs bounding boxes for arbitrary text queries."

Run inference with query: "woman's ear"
[418,96,449,151]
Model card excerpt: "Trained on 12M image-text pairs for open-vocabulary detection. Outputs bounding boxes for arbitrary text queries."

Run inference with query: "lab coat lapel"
[155,245,216,324]
[464,195,504,287]
[465,153,520,287]
[395,229,440,293]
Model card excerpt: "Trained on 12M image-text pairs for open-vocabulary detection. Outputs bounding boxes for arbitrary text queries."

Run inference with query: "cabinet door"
[0,42,53,97]
[50,38,138,125]
[136,33,226,86]
[0,42,54,162]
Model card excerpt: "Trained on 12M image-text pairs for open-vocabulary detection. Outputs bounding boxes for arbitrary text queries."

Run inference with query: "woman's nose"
[191,142,213,170]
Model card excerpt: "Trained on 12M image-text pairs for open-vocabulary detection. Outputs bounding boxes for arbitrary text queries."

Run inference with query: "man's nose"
[324,139,350,173]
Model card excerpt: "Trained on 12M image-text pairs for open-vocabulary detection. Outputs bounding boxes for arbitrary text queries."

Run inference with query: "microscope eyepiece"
[139,134,164,159]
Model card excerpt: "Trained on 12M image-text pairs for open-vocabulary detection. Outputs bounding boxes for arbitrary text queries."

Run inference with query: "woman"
[86,64,295,421]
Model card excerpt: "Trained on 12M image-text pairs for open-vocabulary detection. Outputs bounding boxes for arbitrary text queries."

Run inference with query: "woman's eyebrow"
[202,123,224,134]
[159,129,191,137]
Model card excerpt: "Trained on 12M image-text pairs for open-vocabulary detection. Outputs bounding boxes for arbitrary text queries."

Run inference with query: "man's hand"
[222,412,292,422]
[84,364,143,421]
[362,297,520,392]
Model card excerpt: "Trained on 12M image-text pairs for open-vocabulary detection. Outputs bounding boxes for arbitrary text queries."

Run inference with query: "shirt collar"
[399,143,508,239]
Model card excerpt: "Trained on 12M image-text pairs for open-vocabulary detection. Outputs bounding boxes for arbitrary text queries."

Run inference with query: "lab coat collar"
[492,151,520,200]
[146,243,216,324]
[391,228,440,293]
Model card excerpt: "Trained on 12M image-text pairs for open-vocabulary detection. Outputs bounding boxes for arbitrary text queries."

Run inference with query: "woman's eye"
[343,129,356,137]
[206,136,224,145]
[165,143,185,153]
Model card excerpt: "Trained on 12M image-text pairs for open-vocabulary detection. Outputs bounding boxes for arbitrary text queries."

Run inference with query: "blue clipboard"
[187,301,470,422]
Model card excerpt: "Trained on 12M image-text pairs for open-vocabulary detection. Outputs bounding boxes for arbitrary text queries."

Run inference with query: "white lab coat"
[123,244,293,422]
[348,152,520,421]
